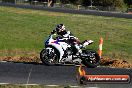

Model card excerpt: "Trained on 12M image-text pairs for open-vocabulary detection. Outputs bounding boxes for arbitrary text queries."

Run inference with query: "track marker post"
[98,37,103,58]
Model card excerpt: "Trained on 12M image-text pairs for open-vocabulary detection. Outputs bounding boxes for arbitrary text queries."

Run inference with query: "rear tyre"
[40,47,59,66]
[81,49,100,68]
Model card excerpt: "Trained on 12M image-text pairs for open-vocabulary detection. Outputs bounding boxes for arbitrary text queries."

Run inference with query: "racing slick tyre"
[81,49,100,68]
[40,47,59,66]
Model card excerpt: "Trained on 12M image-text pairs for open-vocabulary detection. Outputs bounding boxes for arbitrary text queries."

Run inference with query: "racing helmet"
[56,24,66,33]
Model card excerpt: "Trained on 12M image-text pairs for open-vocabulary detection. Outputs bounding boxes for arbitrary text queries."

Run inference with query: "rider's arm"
[63,31,73,38]
[67,31,78,40]
[64,31,80,44]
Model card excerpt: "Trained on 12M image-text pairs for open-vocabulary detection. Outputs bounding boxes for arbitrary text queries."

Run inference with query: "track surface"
[0,62,132,88]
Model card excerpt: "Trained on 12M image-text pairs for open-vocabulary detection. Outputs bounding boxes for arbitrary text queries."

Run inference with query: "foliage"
[113,0,125,8]
[69,0,83,5]
[93,0,113,7]
[124,0,132,7]
[59,0,130,11]
[60,0,70,4]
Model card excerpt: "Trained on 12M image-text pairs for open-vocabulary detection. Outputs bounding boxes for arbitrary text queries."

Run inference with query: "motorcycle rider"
[51,24,81,54]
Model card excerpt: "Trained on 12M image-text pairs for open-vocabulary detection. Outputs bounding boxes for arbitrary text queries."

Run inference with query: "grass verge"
[0,6,132,63]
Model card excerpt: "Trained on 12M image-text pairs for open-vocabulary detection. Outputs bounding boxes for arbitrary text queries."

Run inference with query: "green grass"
[0,6,132,62]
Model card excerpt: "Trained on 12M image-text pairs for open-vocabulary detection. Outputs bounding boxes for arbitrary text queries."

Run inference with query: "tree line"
[60,0,132,8]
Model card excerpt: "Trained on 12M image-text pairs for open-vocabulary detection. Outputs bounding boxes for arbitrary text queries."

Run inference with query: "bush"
[60,0,69,4]
[124,0,132,8]
[60,0,129,11]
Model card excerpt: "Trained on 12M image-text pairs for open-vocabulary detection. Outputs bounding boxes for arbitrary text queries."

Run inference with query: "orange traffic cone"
[98,38,103,58]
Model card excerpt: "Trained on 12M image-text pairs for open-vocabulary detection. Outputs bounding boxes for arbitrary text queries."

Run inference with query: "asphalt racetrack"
[0,62,132,88]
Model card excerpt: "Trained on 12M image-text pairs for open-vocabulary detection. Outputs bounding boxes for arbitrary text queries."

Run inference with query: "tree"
[60,0,69,4]
[113,0,125,8]
[82,0,91,6]
[124,0,132,7]
[68,0,84,5]
[60,0,128,11]
[91,0,113,7]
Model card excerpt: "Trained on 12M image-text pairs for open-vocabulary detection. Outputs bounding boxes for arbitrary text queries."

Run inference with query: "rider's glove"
[51,29,56,34]
[87,40,94,45]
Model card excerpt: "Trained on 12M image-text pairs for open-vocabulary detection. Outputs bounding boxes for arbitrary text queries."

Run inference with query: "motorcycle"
[40,32,100,68]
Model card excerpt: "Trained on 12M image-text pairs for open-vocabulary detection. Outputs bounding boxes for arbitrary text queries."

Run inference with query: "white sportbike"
[40,33,100,68]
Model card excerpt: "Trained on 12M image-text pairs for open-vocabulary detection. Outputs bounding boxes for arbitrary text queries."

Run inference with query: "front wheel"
[81,49,100,68]
[40,47,59,66]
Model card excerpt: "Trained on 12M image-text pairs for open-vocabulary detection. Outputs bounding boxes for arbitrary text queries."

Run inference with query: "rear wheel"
[40,47,59,65]
[81,49,100,68]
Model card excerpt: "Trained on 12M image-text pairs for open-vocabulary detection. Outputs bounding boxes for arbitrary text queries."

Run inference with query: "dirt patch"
[0,56,41,63]
[0,55,132,68]
[100,57,132,68]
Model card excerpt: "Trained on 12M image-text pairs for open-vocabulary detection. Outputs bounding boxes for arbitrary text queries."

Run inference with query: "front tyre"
[81,49,100,68]
[40,47,59,66]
